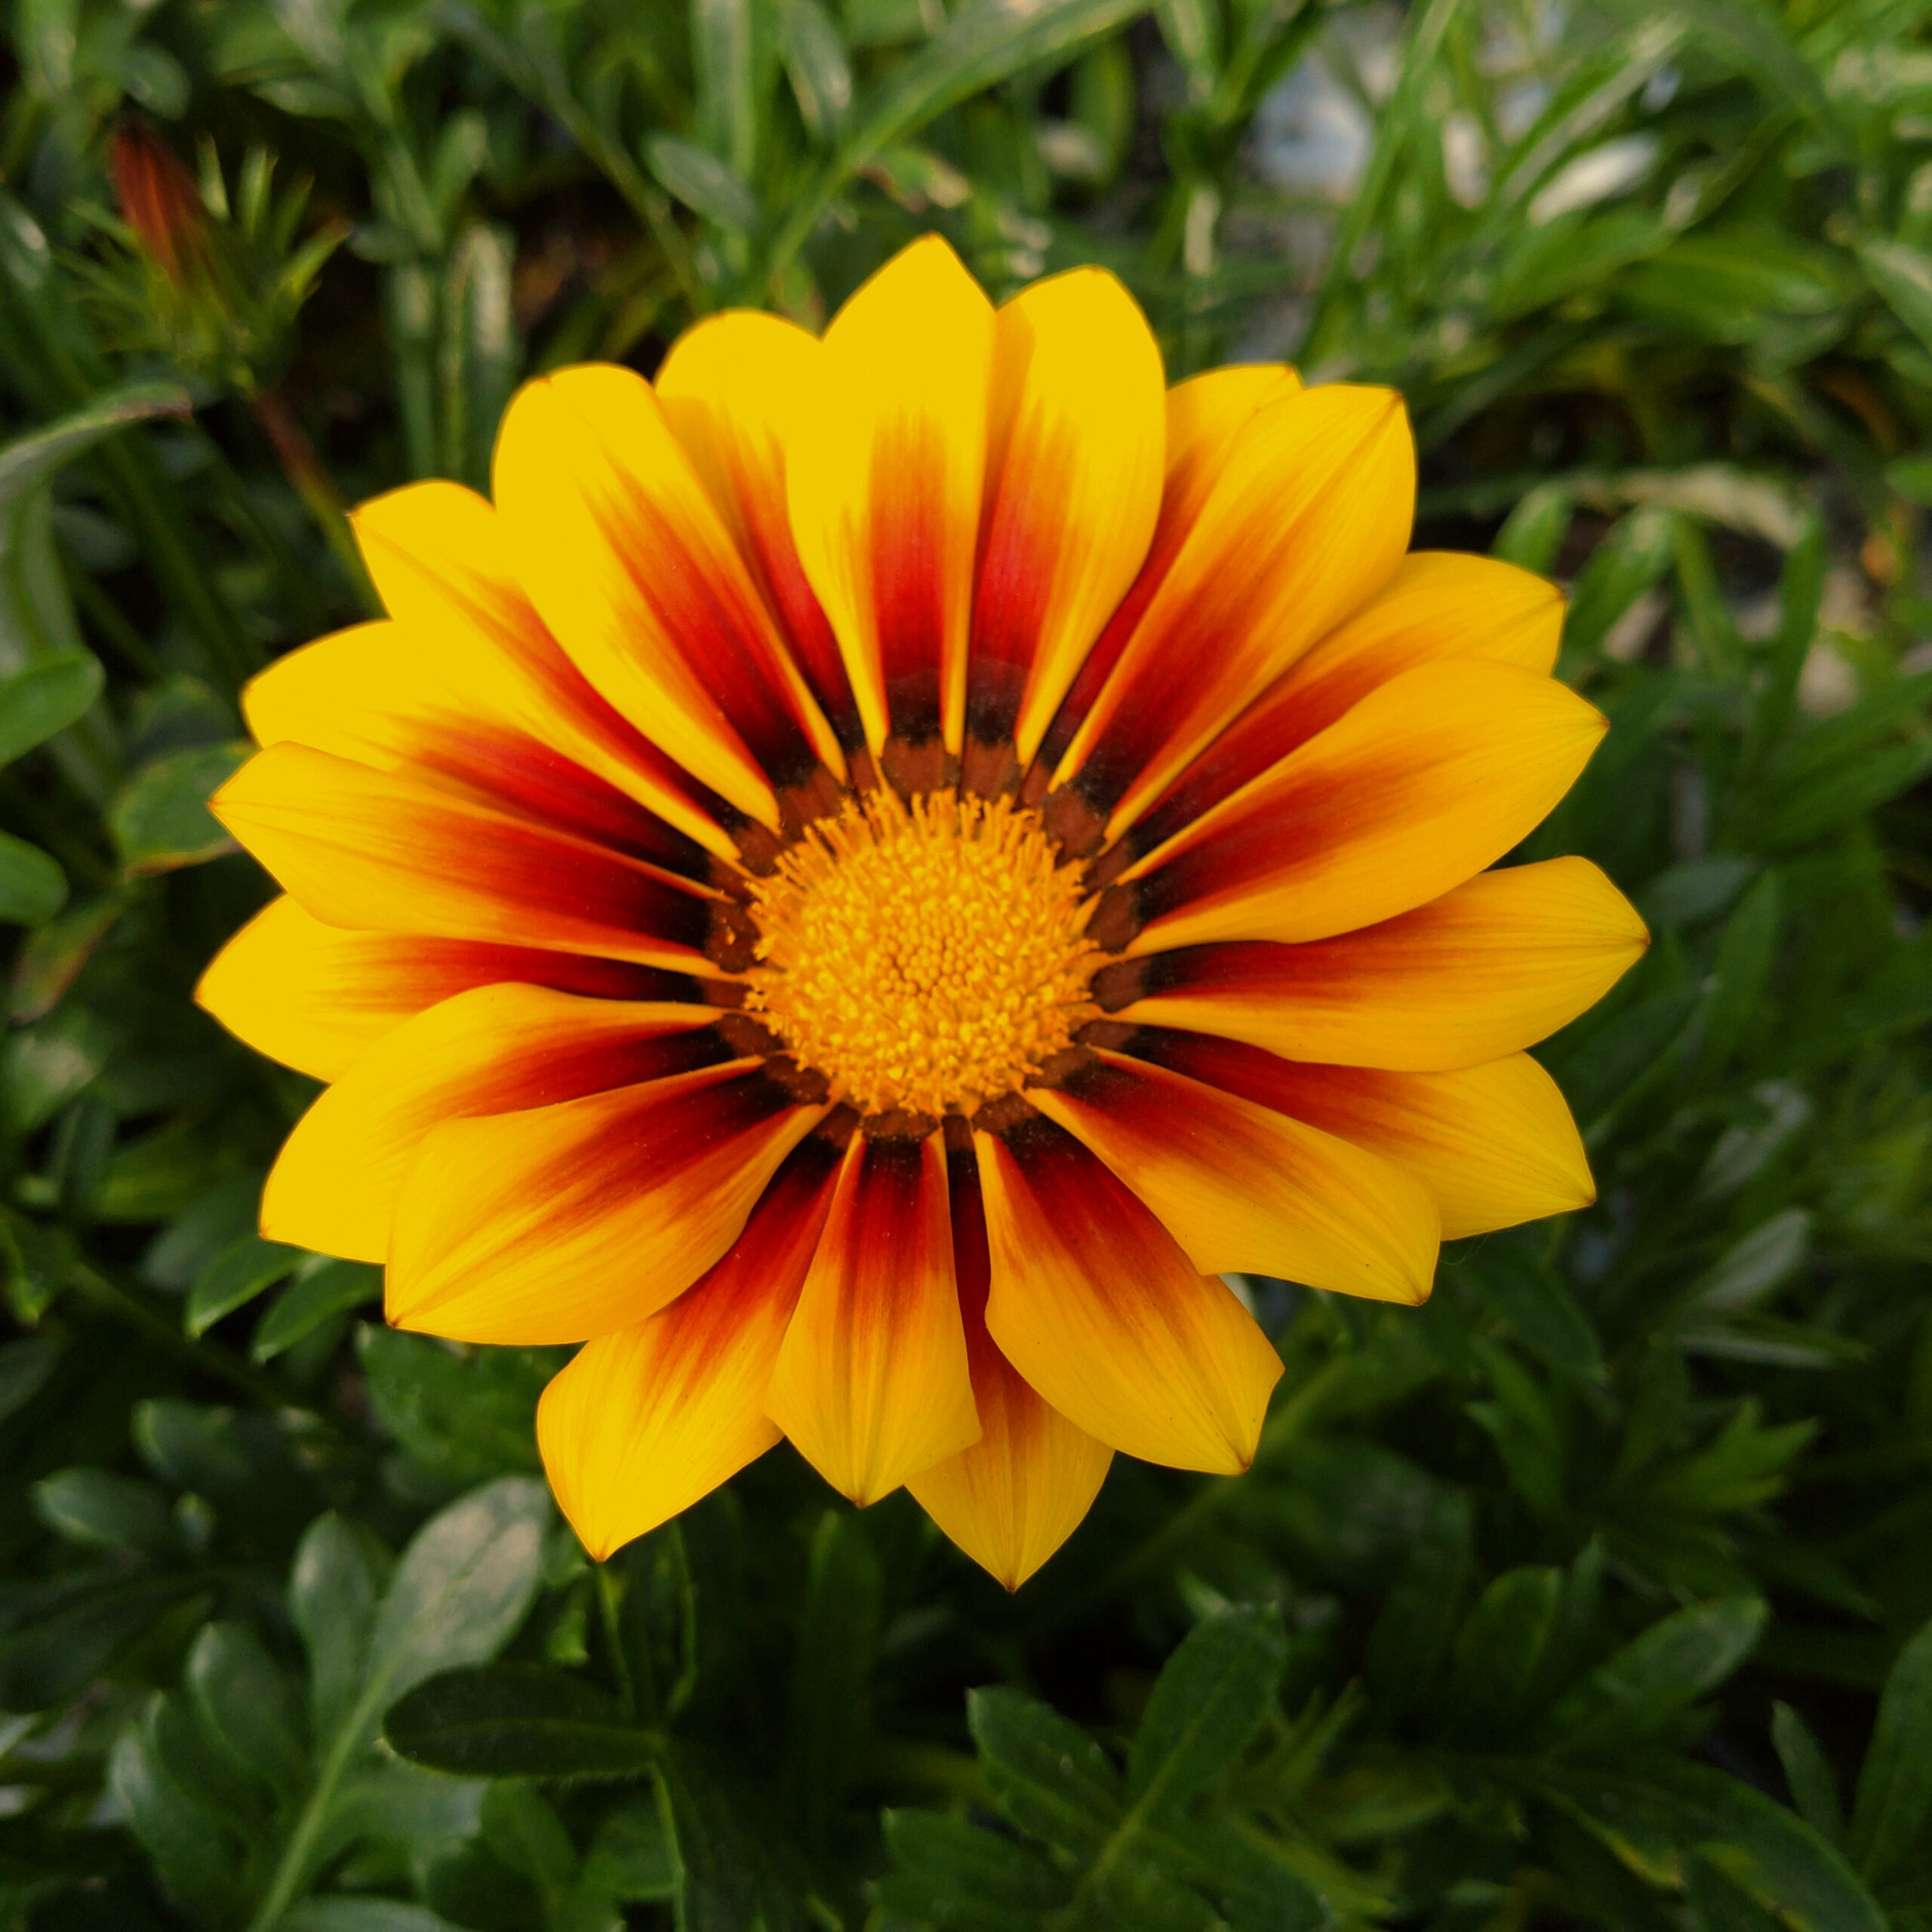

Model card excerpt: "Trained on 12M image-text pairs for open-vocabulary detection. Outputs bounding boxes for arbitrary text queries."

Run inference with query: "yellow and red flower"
[199,236,1646,1586]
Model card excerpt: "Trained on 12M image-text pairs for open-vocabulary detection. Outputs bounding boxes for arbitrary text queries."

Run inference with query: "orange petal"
[1031,1051,1436,1304]
[211,743,717,972]
[538,1137,842,1558]
[655,312,858,748]
[195,895,706,1083]
[975,1118,1281,1473]
[787,235,995,755]
[387,1063,825,1344]
[1039,365,1300,769]
[243,620,711,878]
[907,1148,1111,1589]
[970,268,1164,763]
[765,1131,980,1505]
[494,364,841,825]
[352,480,735,859]
[1129,1029,1594,1240]
[262,987,723,1263]
[1119,660,1607,953]
[1053,383,1414,838]
[1131,551,1564,856]
[1112,857,1647,1071]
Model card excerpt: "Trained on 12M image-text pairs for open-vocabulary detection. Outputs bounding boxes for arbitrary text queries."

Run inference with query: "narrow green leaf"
[187,1623,308,1798]
[1772,1703,1842,1843]
[385,1663,657,1780]
[1856,235,1932,358]
[786,1509,881,1839]
[1846,1616,1932,1879]
[0,382,191,516]
[968,1686,1124,1857]
[1128,1604,1286,1815]
[880,1810,1074,1932]
[1548,1597,1767,1752]
[644,135,761,232]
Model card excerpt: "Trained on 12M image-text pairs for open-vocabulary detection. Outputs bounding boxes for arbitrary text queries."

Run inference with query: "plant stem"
[246,390,377,611]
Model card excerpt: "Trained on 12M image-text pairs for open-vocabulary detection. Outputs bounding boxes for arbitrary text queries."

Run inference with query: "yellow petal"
[1131,549,1564,853]
[1121,660,1608,953]
[1037,362,1300,769]
[971,268,1165,763]
[1115,857,1647,1071]
[907,1153,1112,1589]
[211,743,717,973]
[351,481,735,859]
[262,986,720,1262]
[975,1119,1281,1473]
[1054,383,1414,838]
[493,364,841,825]
[655,312,857,746]
[1127,1031,1593,1240]
[1031,1051,1437,1304]
[538,1139,841,1558]
[242,620,709,878]
[195,895,707,1084]
[386,1064,824,1344]
[766,1131,979,1505]
[786,235,995,756]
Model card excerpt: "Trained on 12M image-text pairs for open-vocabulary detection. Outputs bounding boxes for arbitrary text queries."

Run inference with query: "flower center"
[743,788,1101,1120]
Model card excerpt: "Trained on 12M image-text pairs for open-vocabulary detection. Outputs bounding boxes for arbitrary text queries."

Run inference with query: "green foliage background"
[3,0,1932,1925]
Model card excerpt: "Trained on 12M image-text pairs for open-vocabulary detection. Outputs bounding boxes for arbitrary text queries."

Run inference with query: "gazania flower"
[201,236,1645,1587]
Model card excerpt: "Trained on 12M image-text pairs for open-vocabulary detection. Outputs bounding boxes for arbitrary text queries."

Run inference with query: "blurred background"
[2,0,1931,1927]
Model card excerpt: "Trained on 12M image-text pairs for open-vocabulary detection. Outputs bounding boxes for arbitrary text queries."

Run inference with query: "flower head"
[201,236,1646,1587]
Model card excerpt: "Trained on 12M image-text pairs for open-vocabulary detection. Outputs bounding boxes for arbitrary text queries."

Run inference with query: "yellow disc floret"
[744,789,1100,1119]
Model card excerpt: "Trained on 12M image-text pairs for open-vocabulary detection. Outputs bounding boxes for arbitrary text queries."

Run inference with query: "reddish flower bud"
[109,121,208,287]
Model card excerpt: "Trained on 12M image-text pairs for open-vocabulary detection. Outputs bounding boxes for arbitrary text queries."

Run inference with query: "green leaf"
[385,1663,657,1779]
[1363,1490,1475,1718]
[1855,235,1932,358]
[1128,1603,1285,1820]
[251,1259,380,1361]
[1472,1254,1606,1382]
[281,1902,469,1932]
[1846,1616,1932,1879]
[1439,1567,1564,1739]
[0,383,191,513]
[358,1325,551,1480]
[1684,1210,1810,1315]
[657,1751,809,1932]
[0,1334,60,1421]
[111,740,250,875]
[1772,1702,1842,1843]
[1548,1597,1767,1752]
[32,1468,180,1555]
[1533,1761,1886,1932]
[108,1701,246,1927]
[786,1508,881,1839]
[969,1685,1124,1856]
[841,0,1155,178]
[880,1810,1074,1932]
[290,1512,388,1743]
[365,1476,550,1713]
[780,0,853,140]
[0,829,66,926]
[582,1797,681,1903]
[186,1233,300,1336]
[644,135,761,232]
[186,1622,307,1798]
[1694,872,1783,1079]
[0,650,103,766]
